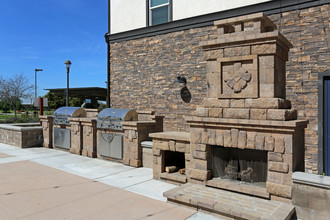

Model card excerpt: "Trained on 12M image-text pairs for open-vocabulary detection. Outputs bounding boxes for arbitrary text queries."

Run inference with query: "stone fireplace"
[152,13,308,201]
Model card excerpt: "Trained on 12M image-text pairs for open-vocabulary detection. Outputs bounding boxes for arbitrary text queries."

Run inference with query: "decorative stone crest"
[42,122,49,131]
[224,62,251,93]
[84,126,92,136]
[72,124,80,135]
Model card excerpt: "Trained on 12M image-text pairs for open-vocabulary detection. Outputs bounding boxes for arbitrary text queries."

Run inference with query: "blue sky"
[0,0,108,101]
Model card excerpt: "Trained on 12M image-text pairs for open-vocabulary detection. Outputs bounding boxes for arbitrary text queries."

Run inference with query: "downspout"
[105,0,111,108]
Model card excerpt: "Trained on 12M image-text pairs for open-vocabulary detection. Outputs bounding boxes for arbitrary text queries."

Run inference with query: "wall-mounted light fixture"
[175,76,187,86]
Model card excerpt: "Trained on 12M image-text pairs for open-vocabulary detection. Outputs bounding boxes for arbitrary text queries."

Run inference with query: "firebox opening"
[211,146,267,187]
[164,151,185,172]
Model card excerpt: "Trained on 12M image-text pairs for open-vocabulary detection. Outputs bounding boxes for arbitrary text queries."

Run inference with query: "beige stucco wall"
[110,0,272,34]
[173,0,271,21]
[111,0,146,34]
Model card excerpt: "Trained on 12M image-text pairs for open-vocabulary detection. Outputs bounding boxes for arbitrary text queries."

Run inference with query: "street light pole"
[34,69,43,98]
[64,60,72,106]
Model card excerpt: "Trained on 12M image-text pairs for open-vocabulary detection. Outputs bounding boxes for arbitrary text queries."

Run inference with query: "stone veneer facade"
[109,5,329,174]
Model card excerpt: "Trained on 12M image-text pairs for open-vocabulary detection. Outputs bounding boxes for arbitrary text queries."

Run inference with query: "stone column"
[69,118,82,155]
[123,123,141,167]
[122,120,164,168]
[81,118,97,158]
[39,115,53,148]
[187,127,211,184]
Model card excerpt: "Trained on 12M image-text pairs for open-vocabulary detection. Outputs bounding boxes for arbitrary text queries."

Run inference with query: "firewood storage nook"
[151,13,308,201]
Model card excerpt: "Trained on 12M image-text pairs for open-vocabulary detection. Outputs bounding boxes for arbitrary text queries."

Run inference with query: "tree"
[44,92,85,109]
[44,92,65,109]
[0,101,11,113]
[0,73,33,117]
[70,97,85,107]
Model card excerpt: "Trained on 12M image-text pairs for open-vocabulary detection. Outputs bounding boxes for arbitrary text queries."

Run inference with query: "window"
[149,0,171,26]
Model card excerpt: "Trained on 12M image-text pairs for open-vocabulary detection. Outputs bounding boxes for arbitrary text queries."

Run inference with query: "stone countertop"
[149,131,190,142]
[39,115,53,119]
[292,172,330,189]
[185,116,309,128]
[68,117,97,122]
[121,121,156,126]
[0,123,42,131]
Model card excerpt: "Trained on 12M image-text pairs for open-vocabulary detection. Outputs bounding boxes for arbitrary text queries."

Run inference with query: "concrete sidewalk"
[0,144,224,220]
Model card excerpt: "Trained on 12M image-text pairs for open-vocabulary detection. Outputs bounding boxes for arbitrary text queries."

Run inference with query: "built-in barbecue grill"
[53,107,86,150]
[53,107,86,125]
[97,108,137,160]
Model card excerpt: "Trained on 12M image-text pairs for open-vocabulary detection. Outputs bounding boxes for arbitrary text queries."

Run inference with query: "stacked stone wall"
[110,27,218,132]
[269,5,329,173]
[110,5,329,173]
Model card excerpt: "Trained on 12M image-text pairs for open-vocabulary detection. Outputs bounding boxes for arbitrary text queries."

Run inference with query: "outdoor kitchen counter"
[121,120,164,168]
[149,131,190,142]
[121,121,157,126]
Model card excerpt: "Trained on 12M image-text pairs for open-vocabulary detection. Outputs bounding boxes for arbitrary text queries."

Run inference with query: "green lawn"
[0,113,40,123]
[0,114,15,120]
[0,109,54,123]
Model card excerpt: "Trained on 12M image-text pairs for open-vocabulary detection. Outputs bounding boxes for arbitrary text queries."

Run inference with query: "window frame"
[147,0,172,26]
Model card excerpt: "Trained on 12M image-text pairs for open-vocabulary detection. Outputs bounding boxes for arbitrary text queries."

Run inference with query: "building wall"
[110,26,217,131]
[109,4,330,173]
[173,0,271,21]
[269,5,329,173]
[111,0,146,34]
[110,0,271,34]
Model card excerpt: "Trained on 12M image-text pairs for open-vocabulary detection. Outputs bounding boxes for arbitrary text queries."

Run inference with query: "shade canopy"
[45,87,107,101]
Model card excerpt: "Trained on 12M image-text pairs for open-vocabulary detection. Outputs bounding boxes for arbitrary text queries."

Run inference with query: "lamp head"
[64,60,72,70]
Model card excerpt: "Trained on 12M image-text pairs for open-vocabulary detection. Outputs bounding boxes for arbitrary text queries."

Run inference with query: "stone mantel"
[186,116,308,131]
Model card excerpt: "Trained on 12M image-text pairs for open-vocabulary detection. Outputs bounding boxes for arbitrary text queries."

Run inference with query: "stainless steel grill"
[53,107,87,125]
[53,107,86,150]
[97,108,137,159]
[97,108,137,130]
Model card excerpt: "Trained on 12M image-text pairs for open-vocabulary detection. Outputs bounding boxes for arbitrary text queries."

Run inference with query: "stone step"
[164,183,295,220]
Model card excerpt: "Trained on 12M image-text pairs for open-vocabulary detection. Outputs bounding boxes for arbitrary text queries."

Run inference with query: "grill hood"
[97,108,137,121]
[54,107,87,118]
